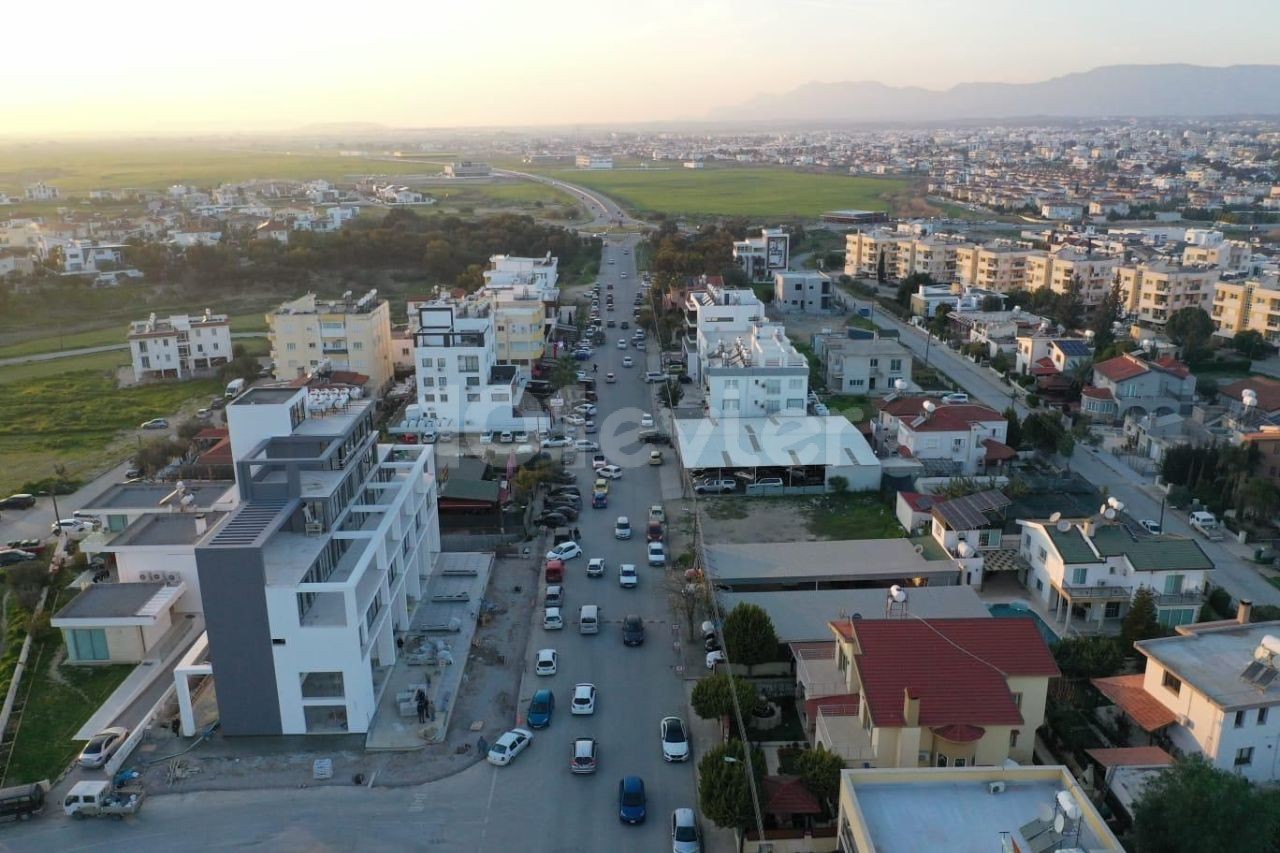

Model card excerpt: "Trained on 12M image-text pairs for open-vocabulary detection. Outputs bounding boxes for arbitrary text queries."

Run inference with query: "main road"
[495,168,642,232]
[4,236,698,853]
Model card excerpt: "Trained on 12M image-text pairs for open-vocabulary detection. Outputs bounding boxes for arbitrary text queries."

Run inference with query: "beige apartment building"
[1211,276,1280,342]
[1025,246,1121,306]
[267,290,394,393]
[1182,239,1251,273]
[954,243,1034,292]
[844,231,961,283]
[1117,261,1216,327]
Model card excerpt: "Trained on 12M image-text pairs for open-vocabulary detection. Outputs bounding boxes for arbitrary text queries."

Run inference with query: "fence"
[104,683,178,778]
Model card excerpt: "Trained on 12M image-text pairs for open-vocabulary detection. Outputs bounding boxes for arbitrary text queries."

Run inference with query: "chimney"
[1238,599,1253,625]
[1081,519,1096,538]
[194,514,208,536]
[903,688,920,728]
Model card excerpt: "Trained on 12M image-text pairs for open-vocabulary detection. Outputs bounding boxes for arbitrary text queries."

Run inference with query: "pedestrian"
[426,699,435,722]
[573,526,581,541]
[593,363,598,373]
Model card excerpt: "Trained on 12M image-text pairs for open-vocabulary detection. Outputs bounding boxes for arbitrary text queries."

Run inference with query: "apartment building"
[483,253,559,293]
[411,301,525,433]
[875,397,1010,475]
[62,240,127,274]
[24,182,59,201]
[268,291,395,394]
[1117,261,1216,326]
[819,617,1058,769]
[191,386,440,736]
[443,161,491,178]
[1025,246,1121,306]
[844,229,913,279]
[1182,229,1252,273]
[732,227,789,282]
[1019,517,1212,632]
[681,279,768,381]
[129,310,233,380]
[1210,275,1280,342]
[822,335,913,395]
[773,271,833,314]
[955,242,1035,292]
[1092,611,1280,784]
[703,322,809,418]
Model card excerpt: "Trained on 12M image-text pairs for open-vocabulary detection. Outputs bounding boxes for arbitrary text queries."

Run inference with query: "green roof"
[440,477,500,504]
[1046,523,1213,571]
[1046,525,1099,564]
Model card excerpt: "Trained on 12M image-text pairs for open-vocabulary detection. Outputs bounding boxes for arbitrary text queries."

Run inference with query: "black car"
[640,432,673,446]
[620,321,629,329]
[538,512,570,528]
[622,614,645,646]
[0,550,37,567]
[0,495,36,510]
[544,505,579,521]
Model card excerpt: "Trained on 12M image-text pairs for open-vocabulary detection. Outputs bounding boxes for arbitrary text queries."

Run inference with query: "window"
[287,342,297,351]
[1163,574,1185,595]
[1162,671,1182,695]
[1235,747,1254,767]
[1037,546,1047,562]
[352,341,362,350]
[421,377,434,387]
[789,378,803,389]
[458,355,480,372]
[439,394,447,402]
[765,400,781,414]
[1009,729,1020,748]
[1259,707,1269,726]
[764,379,781,395]
[467,393,480,402]
[466,376,479,387]
[300,672,345,699]
[491,392,509,402]
[1071,568,1088,585]
[723,399,740,413]
[889,358,903,372]
[849,379,865,388]
[1011,692,1023,709]
[1235,710,1246,728]
[954,758,967,767]
[952,438,966,451]
[724,379,739,390]
[69,629,109,661]
[1105,601,1121,618]
[421,393,435,402]
[936,754,948,767]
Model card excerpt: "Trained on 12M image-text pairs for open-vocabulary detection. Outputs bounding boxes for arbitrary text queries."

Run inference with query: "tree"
[827,475,849,494]
[1053,636,1125,679]
[697,740,765,831]
[1239,478,1280,521]
[550,356,578,391]
[1003,407,1022,450]
[1121,587,1163,647]
[691,673,759,721]
[1021,412,1066,455]
[1164,307,1214,353]
[1053,275,1084,330]
[1233,329,1268,359]
[1088,275,1124,353]
[794,744,845,810]
[896,272,933,308]
[980,295,1003,311]
[722,603,779,667]
[1133,754,1280,853]
[929,304,954,339]
[875,251,886,284]
[661,379,684,409]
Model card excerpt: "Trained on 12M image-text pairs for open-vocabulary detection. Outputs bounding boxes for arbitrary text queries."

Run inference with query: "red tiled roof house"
[1084,353,1195,421]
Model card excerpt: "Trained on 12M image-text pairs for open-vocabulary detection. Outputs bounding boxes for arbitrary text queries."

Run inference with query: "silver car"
[78,726,129,768]
[672,808,701,853]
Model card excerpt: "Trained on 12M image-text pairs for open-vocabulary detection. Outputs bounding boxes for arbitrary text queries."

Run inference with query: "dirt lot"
[132,553,539,793]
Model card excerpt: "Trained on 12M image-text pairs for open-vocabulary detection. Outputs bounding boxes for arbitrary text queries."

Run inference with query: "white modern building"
[443,161,491,178]
[732,227,789,282]
[62,240,127,274]
[773,271,834,314]
[875,397,1012,476]
[681,279,769,382]
[821,335,913,395]
[704,321,810,419]
[482,253,559,293]
[128,310,233,380]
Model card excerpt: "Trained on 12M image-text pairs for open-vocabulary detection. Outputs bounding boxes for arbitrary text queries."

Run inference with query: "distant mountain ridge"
[711,64,1280,122]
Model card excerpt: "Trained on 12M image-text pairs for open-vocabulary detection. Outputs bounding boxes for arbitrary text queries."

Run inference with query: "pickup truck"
[694,479,737,495]
[63,780,144,820]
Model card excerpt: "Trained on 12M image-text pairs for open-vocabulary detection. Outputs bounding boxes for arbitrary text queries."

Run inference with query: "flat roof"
[53,582,165,620]
[705,539,948,585]
[84,481,233,512]
[231,386,301,406]
[108,511,228,548]
[674,415,880,471]
[843,767,1121,853]
[293,398,375,437]
[720,586,990,642]
[1137,621,1280,710]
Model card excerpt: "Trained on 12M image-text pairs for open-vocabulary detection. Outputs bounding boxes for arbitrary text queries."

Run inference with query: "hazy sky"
[8,0,1279,135]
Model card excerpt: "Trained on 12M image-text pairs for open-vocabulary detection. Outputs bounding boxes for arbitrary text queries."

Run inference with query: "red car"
[646,522,663,543]
[545,559,565,583]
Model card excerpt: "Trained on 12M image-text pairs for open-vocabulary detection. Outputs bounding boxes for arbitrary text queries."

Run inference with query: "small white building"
[574,154,613,169]
[443,161,491,178]
[875,397,1011,476]
[821,334,913,395]
[24,182,59,201]
[62,240,127,274]
[703,322,810,419]
[128,310,233,380]
[170,230,223,248]
[773,271,834,314]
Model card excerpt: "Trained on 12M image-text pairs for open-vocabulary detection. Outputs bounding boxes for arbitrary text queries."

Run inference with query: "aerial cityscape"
[2,3,1280,851]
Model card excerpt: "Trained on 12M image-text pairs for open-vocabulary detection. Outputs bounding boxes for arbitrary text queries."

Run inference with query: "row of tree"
[1159,443,1280,520]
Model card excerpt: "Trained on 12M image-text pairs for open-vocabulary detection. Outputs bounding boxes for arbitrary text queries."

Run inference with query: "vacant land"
[535,166,910,219]
[698,492,903,543]
[0,310,268,361]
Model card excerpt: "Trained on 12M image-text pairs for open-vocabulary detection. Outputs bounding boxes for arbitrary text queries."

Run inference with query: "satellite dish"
[851,612,863,620]
[922,401,937,415]
[894,379,907,391]
[889,585,907,602]
[957,542,974,558]
[1049,511,1062,523]
[1103,508,1117,520]
[1054,813,1066,834]
[1057,519,1071,532]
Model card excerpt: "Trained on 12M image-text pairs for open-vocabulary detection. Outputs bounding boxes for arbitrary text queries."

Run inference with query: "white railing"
[105,683,177,778]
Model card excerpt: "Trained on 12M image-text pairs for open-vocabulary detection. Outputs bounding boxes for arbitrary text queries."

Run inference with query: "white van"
[225,377,246,399]
[579,604,599,635]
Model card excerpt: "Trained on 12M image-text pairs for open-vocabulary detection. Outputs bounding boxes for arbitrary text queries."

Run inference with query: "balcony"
[814,707,876,764]
[1063,582,1132,599]
[1155,590,1205,607]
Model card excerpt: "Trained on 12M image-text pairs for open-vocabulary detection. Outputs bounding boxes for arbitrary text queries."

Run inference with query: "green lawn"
[532,166,909,219]
[4,585,132,785]
[802,493,905,540]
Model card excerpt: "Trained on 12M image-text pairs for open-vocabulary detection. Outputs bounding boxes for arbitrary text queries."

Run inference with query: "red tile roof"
[1221,377,1280,413]
[1153,356,1190,379]
[1085,746,1174,768]
[899,491,936,512]
[880,398,1005,432]
[932,723,986,743]
[763,776,822,816]
[1082,385,1115,401]
[193,427,228,442]
[982,438,1017,462]
[1091,675,1177,732]
[196,435,232,466]
[1030,357,1059,377]
[1093,354,1149,383]
[843,619,1059,728]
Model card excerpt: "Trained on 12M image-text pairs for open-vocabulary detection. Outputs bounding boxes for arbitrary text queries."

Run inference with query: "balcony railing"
[1155,590,1205,607]
[1063,582,1131,599]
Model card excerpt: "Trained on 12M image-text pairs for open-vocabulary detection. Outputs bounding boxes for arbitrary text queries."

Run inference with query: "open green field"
[0,310,268,361]
[535,166,910,219]
[0,141,437,193]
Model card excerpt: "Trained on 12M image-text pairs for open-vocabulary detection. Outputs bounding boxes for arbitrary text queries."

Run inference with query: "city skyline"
[7,0,1280,136]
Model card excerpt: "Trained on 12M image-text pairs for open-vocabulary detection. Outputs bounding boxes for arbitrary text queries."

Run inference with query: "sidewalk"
[684,680,739,853]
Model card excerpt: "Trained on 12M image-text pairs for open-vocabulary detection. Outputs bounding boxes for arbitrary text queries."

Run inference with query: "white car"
[618,339,628,349]
[619,563,638,588]
[622,356,634,368]
[672,808,702,853]
[575,403,598,417]
[647,541,666,566]
[705,649,725,669]
[78,726,129,768]
[499,431,514,443]
[660,716,690,762]
[547,542,583,561]
[571,737,598,774]
[640,414,654,429]
[542,435,571,448]
[598,464,623,479]
[535,648,558,676]
[940,392,969,404]
[514,431,530,443]
[606,372,616,383]
[615,516,632,540]
[570,683,597,715]
[544,608,564,630]
[479,431,494,444]
[574,439,599,452]
[587,557,606,577]
[576,370,588,382]
[564,414,586,426]
[487,728,533,765]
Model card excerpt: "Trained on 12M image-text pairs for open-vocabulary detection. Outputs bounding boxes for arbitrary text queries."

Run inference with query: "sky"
[7,0,1280,136]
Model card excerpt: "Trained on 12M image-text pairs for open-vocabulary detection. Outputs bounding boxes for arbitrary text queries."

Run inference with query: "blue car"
[618,776,646,824]
[527,689,555,729]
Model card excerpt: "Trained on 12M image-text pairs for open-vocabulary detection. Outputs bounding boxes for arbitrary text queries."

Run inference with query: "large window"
[69,629,109,661]
[300,671,345,699]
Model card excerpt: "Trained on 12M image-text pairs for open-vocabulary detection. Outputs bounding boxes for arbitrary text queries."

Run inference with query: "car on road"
[1138,519,1163,534]
[574,403,597,417]
[537,511,571,528]
[648,450,663,466]
[0,550,37,567]
[0,494,36,510]
[527,689,555,728]
[587,557,606,577]
[5,539,44,554]
[573,439,599,452]
[51,518,93,536]
[546,542,582,561]
[598,464,623,479]
[594,478,609,495]
[649,505,666,523]
[620,321,629,329]
[545,584,565,608]
[570,737,598,774]
[592,454,608,469]
[499,431,514,443]
[564,414,586,426]
[570,683,597,715]
[672,808,702,852]
[536,648,558,676]
[78,726,129,768]
[694,478,736,495]
[618,563,638,588]
[583,420,597,434]
[622,614,645,646]
[660,717,690,762]
[615,516,632,540]
[542,434,571,448]
[643,371,665,383]
[618,339,628,349]
[640,414,654,429]
[487,728,533,766]
[544,607,564,630]
[646,521,664,542]
[940,392,969,404]
[640,430,672,445]
[606,319,616,328]
[139,418,169,430]
[622,356,634,368]
[647,542,666,566]
[606,372,616,383]
[618,776,647,824]
[592,491,608,509]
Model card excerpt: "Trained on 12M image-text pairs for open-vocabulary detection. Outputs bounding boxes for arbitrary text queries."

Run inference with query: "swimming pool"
[987,602,1059,646]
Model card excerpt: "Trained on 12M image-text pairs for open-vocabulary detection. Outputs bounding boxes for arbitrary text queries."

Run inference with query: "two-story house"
[818,618,1058,768]
[1093,607,1280,783]
[773,271,833,314]
[821,335,913,395]
[1082,353,1195,422]
[928,489,1014,587]
[875,397,1011,476]
[1019,517,1213,632]
[1014,336,1094,377]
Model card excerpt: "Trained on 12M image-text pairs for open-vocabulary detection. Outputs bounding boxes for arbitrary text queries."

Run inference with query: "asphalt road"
[495,169,638,231]
[1,235,698,853]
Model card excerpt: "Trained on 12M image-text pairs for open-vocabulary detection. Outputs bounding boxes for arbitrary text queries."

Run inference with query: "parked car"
[487,728,532,766]
[0,550,37,567]
[705,650,726,669]
[647,542,666,566]
[5,539,44,554]
[546,542,583,561]
[574,439,599,452]
[1138,519,1163,534]
[587,557,606,578]
[649,505,666,523]
[544,607,564,630]
[660,717,690,762]
[542,435,571,448]
[139,418,169,430]
[672,808,702,853]
[620,321,630,329]
[78,727,129,768]
[592,454,608,470]
[0,494,36,510]
[527,689,555,728]
[618,776,647,824]
[606,372,616,383]
[51,519,92,537]
[648,451,663,466]
[694,479,736,495]
[598,464,623,479]
[622,614,645,646]
[643,371,665,383]
[545,585,565,608]
[640,414,654,429]
[570,737,598,774]
[570,683,597,715]
[940,392,969,404]
[537,512,570,528]
[646,521,664,542]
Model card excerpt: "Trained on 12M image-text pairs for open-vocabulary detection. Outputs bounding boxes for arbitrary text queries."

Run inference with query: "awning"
[1091,675,1177,732]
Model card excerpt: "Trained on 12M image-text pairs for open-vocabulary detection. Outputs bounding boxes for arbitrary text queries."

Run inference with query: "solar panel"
[1241,661,1266,682]
[1256,668,1278,689]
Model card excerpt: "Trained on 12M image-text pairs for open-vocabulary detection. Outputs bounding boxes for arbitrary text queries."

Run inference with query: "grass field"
[534,166,910,219]
[803,493,904,540]
[0,310,268,361]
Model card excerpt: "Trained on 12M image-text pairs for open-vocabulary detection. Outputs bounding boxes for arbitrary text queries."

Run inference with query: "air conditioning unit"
[988,781,1006,794]
[149,572,165,582]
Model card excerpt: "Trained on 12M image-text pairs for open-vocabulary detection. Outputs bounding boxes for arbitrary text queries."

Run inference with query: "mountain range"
[710,64,1280,123]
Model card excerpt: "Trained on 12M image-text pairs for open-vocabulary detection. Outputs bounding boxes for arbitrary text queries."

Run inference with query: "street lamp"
[44,489,61,529]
